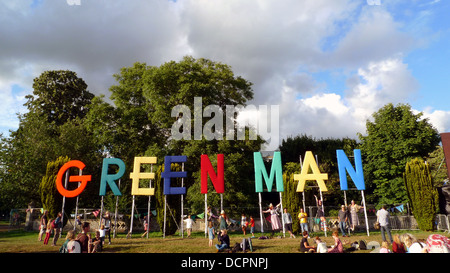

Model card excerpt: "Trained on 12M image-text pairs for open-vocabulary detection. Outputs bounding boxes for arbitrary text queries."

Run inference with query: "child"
[59,230,75,253]
[208,221,215,247]
[43,218,53,245]
[249,215,255,238]
[379,241,391,253]
[99,224,106,249]
[241,214,247,235]
[184,215,194,237]
[141,216,148,238]
[91,231,102,253]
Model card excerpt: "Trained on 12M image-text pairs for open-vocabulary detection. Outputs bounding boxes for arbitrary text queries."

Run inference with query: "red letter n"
[201,154,224,194]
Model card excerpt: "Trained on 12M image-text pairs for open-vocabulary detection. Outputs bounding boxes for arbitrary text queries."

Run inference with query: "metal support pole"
[259,193,264,233]
[61,169,69,228]
[129,195,135,239]
[279,192,285,237]
[163,195,167,239]
[361,190,370,236]
[181,163,184,238]
[113,179,120,238]
[204,193,208,238]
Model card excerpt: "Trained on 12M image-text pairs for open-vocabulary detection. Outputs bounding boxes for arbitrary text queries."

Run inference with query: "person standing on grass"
[283,208,295,238]
[298,208,308,234]
[219,210,228,231]
[208,221,215,247]
[38,210,48,241]
[102,211,112,245]
[184,214,194,238]
[241,213,247,235]
[349,200,364,232]
[141,216,149,238]
[377,205,393,243]
[51,212,62,246]
[263,203,282,237]
[249,215,255,238]
[338,205,348,237]
[99,224,106,249]
[43,218,53,245]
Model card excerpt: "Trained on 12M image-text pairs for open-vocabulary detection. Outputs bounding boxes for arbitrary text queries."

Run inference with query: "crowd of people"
[214,201,450,253]
[38,210,112,253]
[37,202,450,254]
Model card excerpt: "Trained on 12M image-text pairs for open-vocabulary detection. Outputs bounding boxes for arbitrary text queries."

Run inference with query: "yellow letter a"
[294,151,328,192]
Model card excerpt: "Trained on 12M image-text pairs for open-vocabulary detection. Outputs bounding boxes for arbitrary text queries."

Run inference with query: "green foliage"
[87,56,259,214]
[403,158,439,231]
[426,146,449,187]
[39,156,71,220]
[143,56,253,129]
[25,70,94,127]
[154,164,181,236]
[281,162,302,234]
[358,103,440,205]
[278,134,358,206]
[0,70,100,210]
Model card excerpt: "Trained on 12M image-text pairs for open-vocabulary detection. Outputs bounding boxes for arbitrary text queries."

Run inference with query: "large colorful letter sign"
[99,158,125,196]
[56,160,92,198]
[336,149,365,191]
[161,156,187,195]
[130,157,157,196]
[201,154,224,194]
[294,151,328,192]
[254,151,284,192]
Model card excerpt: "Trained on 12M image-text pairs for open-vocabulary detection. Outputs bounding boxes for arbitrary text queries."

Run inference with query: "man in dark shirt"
[338,205,349,237]
[51,212,62,246]
[77,222,91,253]
[300,231,315,253]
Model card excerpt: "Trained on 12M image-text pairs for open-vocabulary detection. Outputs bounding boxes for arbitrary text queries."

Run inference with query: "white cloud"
[422,109,450,134]
[346,57,419,123]
[1,0,449,145]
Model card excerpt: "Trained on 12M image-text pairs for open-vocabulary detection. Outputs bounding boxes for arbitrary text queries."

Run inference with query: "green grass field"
[1,225,447,253]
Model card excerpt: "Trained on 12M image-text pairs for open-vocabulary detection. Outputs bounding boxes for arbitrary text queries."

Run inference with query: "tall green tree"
[25,70,94,126]
[86,56,261,225]
[403,158,439,231]
[0,70,98,210]
[40,156,71,220]
[358,103,440,205]
[278,134,358,207]
[281,162,302,234]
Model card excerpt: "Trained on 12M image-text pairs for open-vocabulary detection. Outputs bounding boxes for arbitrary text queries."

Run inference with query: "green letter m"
[254,151,284,192]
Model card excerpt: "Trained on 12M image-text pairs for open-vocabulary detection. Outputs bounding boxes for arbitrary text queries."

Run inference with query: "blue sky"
[1,0,450,149]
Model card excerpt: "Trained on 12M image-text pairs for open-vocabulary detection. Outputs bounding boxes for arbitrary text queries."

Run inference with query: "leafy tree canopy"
[358,103,440,204]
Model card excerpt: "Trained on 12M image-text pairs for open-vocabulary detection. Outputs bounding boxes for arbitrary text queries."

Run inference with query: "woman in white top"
[401,233,427,253]
[315,236,327,253]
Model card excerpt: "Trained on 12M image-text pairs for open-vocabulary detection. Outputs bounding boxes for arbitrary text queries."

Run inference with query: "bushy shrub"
[403,158,439,231]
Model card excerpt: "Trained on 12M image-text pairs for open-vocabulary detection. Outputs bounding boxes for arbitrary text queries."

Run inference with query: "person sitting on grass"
[215,229,230,252]
[328,230,344,253]
[315,236,327,253]
[299,231,315,253]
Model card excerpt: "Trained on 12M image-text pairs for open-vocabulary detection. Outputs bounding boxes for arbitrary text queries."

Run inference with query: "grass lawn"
[0,226,448,253]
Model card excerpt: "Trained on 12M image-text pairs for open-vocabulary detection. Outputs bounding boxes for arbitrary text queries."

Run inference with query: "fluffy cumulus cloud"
[1,0,449,148]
